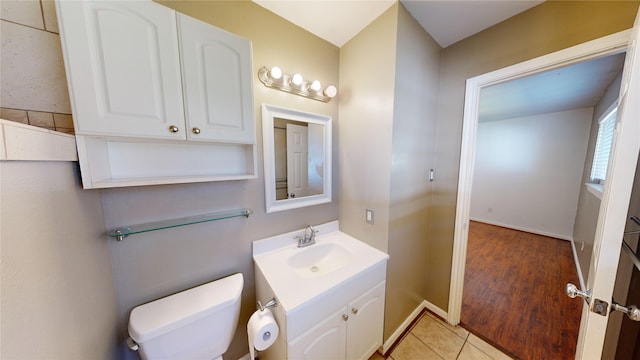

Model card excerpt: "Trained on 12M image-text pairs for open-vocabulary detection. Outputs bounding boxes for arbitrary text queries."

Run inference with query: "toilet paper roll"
[247,308,279,359]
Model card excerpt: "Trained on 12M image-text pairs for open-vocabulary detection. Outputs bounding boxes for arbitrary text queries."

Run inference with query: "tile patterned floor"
[371,312,514,360]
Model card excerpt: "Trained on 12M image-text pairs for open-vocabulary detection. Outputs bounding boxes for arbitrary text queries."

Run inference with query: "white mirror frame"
[262,104,332,213]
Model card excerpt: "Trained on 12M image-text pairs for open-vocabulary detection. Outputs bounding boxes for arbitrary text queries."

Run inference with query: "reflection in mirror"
[274,118,325,200]
[262,104,332,213]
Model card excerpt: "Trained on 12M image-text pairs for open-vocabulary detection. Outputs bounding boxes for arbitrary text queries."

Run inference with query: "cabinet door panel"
[289,307,347,360]
[178,14,255,143]
[347,282,386,360]
[58,1,184,139]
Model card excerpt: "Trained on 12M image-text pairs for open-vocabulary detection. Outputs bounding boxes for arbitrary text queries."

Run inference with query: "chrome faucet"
[297,225,317,247]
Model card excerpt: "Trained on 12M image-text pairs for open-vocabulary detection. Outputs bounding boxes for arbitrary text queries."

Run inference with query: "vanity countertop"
[253,221,389,312]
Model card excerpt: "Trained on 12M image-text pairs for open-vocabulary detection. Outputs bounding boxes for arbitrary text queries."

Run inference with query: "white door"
[575,10,640,358]
[287,123,310,199]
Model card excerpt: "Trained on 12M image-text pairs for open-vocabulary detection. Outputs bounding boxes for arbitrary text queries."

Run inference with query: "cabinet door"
[57,1,185,139]
[289,307,347,360]
[178,14,255,143]
[346,282,386,360]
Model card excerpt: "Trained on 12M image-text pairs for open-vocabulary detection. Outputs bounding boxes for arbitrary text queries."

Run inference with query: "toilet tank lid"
[128,273,243,343]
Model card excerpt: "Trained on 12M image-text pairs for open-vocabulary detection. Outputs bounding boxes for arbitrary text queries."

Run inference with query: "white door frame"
[448,30,630,328]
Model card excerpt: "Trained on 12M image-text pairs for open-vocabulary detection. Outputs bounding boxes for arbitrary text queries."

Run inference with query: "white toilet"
[128,273,243,360]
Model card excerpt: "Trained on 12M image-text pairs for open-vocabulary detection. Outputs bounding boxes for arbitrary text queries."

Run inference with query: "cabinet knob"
[342,314,349,321]
[169,125,179,133]
[351,307,358,315]
[192,127,201,134]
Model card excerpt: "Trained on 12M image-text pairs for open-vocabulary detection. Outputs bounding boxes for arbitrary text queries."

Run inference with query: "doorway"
[459,52,624,358]
[449,26,640,358]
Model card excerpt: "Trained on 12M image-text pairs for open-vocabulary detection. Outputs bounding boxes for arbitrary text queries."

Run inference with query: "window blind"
[590,107,617,183]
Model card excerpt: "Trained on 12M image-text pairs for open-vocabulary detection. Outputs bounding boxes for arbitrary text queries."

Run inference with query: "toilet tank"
[129,273,243,360]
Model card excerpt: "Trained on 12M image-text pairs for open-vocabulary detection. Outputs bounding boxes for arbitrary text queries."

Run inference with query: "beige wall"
[428,0,640,311]
[104,2,339,359]
[339,2,442,340]
[338,4,397,254]
[0,0,74,133]
[1,161,119,359]
[386,4,441,340]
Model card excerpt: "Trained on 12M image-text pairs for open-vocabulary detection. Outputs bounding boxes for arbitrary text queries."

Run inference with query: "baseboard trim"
[570,239,586,290]
[470,218,573,241]
[382,301,427,354]
[424,300,448,322]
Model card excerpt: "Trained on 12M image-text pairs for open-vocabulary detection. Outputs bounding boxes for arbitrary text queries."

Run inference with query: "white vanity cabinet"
[288,281,386,360]
[288,306,346,360]
[252,222,389,360]
[346,281,386,360]
[56,0,256,188]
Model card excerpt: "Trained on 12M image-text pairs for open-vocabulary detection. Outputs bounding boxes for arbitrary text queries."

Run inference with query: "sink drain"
[310,266,320,272]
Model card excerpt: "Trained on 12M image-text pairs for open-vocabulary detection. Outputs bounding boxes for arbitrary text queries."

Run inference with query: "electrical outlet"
[366,209,374,225]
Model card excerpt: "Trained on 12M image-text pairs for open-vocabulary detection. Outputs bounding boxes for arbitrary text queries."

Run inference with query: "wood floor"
[461,221,583,359]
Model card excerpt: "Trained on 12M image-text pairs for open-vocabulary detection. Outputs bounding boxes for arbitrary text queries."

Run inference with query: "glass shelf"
[107,208,253,241]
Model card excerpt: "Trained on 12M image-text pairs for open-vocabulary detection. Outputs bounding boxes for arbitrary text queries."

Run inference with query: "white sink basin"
[287,242,352,277]
[253,221,389,312]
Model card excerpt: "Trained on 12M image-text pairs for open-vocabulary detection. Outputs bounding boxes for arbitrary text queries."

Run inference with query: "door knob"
[566,283,591,302]
[169,125,179,133]
[192,127,201,134]
[612,301,640,322]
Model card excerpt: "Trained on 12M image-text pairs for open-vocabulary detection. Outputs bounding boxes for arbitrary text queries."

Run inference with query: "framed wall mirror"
[262,104,332,213]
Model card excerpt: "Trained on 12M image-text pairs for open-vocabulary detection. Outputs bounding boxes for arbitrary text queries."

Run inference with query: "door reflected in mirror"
[274,118,325,200]
[262,104,332,213]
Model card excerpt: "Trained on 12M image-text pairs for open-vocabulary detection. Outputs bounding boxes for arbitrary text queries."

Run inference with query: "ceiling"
[251,0,625,120]
[479,53,626,122]
[252,0,396,48]
[252,0,543,48]
[401,0,543,48]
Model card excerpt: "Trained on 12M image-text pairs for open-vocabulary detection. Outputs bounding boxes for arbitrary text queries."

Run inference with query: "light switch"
[366,208,374,225]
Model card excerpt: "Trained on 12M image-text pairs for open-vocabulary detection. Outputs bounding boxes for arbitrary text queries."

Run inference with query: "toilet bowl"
[128,273,243,360]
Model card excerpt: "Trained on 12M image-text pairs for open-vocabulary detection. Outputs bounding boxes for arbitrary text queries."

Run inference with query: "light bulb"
[324,85,337,98]
[309,80,322,92]
[291,73,303,86]
[269,66,282,80]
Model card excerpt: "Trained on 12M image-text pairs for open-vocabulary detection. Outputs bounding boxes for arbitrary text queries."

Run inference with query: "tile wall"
[1,0,74,134]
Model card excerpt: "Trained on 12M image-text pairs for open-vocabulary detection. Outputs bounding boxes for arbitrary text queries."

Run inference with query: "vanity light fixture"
[290,73,304,87]
[309,80,322,92]
[324,85,337,98]
[258,66,337,102]
[269,66,282,80]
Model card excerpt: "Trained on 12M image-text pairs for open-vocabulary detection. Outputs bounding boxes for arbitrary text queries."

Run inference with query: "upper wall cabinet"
[57,1,185,139]
[178,14,254,143]
[56,0,256,188]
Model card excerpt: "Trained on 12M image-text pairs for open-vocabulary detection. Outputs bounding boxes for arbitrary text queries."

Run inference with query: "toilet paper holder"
[257,298,277,311]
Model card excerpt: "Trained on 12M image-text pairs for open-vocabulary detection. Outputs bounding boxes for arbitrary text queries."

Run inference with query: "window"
[590,106,617,183]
